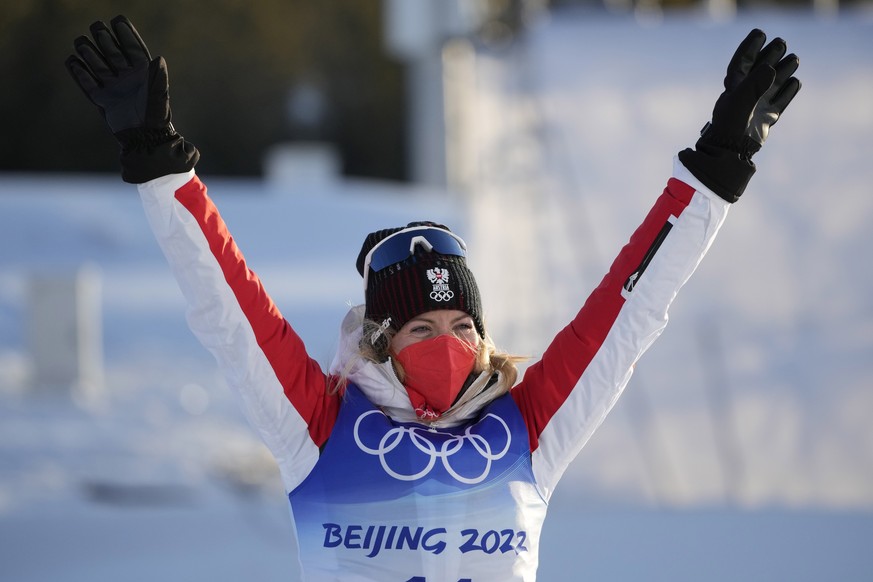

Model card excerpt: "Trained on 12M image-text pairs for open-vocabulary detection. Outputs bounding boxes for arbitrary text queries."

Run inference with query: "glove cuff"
[678,144,755,204]
[697,122,762,161]
[116,126,200,184]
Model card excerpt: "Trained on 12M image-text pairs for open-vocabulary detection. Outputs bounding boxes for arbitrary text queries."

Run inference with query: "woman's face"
[390,309,479,355]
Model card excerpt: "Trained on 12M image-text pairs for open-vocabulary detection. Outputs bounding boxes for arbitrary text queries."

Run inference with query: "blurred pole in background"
[384,0,464,186]
[27,265,104,406]
[813,0,840,16]
[704,0,737,21]
[384,0,531,187]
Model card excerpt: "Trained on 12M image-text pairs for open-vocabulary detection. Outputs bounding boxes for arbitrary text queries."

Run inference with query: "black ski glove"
[66,15,199,184]
[678,29,801,203]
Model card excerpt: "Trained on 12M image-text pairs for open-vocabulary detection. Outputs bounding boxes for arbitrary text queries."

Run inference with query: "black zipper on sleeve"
[623,218,675,294]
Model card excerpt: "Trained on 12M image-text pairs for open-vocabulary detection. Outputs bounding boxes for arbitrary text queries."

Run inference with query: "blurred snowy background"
[1,3,872,581]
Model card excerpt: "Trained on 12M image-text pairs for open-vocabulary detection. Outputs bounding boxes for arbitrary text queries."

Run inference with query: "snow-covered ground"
[1,8,872,582]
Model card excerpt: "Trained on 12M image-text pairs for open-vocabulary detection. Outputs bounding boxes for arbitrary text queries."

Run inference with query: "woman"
[66,16,800,582]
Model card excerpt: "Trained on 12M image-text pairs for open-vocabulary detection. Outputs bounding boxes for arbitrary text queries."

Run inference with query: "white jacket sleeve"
[512,158,731,500]
[137,171,339,492]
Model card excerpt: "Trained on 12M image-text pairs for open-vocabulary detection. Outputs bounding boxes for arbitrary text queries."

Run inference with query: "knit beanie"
[356,221,485,339]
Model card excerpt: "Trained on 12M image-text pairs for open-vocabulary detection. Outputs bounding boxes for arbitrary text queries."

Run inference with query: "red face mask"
[394,334,478,420]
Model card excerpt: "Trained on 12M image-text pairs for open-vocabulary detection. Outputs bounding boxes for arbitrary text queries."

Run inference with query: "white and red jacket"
[138,159,729,581]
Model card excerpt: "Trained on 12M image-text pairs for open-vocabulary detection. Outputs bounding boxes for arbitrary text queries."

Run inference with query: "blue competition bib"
[289,384,547,582]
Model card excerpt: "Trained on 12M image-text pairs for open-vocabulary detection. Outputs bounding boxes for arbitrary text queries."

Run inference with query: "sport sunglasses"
[362,226,467,291]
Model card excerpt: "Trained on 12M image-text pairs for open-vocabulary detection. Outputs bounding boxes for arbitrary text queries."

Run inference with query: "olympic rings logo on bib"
[353,410,512,484]
[426,267,454,302]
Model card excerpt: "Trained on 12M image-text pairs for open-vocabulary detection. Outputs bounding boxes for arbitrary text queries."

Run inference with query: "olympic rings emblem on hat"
[429,289,455,302]
[352,410,512,484]
[426,267,455,303]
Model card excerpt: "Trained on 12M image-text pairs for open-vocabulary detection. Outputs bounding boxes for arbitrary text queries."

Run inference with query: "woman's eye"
[411,326,431,334]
